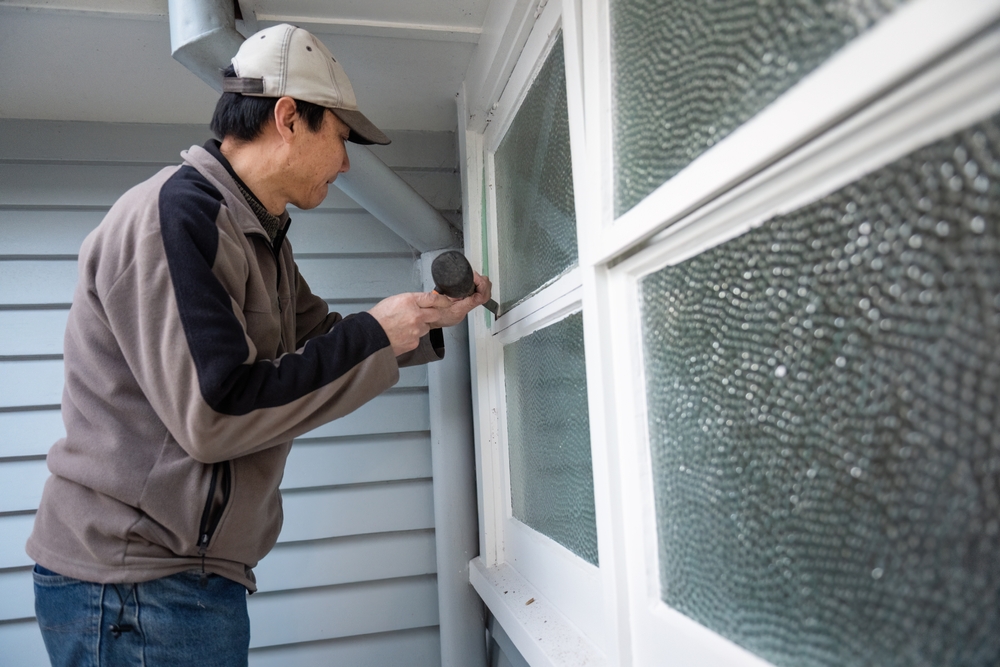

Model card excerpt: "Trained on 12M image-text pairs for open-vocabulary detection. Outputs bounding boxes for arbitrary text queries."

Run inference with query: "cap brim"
[332,108,391,145]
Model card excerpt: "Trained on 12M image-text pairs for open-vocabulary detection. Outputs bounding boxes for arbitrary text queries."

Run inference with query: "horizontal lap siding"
[0,120,459,667]
[0,410,64,458]
[0,310,70,356]
[0,621,47,667]
[247,626,441,667]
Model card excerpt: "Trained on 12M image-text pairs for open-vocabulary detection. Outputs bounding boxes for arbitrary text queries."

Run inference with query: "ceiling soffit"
[0,0,488,130]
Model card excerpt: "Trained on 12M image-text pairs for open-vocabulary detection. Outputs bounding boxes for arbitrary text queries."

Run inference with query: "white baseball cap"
[223,23,390,145]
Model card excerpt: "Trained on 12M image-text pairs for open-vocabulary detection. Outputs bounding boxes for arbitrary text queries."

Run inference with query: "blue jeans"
[33,565,250,667]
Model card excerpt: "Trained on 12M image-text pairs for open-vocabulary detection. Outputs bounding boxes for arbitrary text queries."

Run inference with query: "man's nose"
[340,151,350,174]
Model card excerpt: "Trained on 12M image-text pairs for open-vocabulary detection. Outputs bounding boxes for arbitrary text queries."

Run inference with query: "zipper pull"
[199,533,210,589]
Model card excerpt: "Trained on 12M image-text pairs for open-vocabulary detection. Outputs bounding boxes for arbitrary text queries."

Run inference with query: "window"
[505,311,597,567]
[466,2,606,664]
[464,0,1000,664]
[639,118,1000,665]
[610,0,906,216]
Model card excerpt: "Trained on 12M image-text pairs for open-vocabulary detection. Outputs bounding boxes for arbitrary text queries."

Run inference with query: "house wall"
[488,615,530,667]
[0,118,462,666]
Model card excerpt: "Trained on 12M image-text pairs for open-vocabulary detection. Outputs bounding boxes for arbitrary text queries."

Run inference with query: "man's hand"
[368,292,451,356]
[368,273,494,355]
[428,271,494,328]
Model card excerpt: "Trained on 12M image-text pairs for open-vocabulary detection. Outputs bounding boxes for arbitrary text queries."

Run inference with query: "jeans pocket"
[32,563,76,587]
[34,566,101,634]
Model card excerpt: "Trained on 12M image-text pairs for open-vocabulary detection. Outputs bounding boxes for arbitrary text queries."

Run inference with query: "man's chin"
[294,188,329,211]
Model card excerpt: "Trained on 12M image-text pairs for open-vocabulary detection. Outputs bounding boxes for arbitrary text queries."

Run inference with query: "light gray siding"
[0,119,461,666]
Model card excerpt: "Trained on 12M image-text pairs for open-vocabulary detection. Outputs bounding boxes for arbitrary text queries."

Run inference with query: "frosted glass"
[611,0,905,217]
[505,312,597,565]
[640,115,1000,665]
[495,34,577,312]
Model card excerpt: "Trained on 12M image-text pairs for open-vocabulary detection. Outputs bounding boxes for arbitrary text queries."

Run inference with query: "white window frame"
[466,1,610,665]
[580,0,1000,665]
[465,0,1000,665]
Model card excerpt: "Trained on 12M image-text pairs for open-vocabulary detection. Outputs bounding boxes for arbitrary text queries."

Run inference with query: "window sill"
[469,557,607,667]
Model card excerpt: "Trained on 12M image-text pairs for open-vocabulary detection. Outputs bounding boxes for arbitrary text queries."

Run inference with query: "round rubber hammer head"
[431,251,500,316]
[431,251,475,298]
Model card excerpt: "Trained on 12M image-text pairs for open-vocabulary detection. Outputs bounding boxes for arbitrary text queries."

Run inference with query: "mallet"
[431,250,500,317]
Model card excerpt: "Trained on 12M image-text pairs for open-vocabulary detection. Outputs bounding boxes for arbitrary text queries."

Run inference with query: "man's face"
[284,108,351,210]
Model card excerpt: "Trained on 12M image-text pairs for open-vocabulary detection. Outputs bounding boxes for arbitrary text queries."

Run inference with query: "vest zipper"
[197,460,231,587]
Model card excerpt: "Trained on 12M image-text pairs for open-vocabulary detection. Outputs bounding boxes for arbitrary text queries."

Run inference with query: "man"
[26,23,490,667]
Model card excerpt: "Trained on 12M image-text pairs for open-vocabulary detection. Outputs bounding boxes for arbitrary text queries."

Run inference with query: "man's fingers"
[414,291,453,309]
[471,272,493,303]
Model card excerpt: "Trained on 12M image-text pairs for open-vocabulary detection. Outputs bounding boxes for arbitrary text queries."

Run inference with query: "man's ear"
[273,97,299,144]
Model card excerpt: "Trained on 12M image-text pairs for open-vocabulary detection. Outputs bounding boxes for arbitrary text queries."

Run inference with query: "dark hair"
[210,65,328,141]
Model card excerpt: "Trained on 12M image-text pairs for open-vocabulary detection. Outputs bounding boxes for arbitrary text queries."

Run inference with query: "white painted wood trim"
[579,265,631,667]
[465,0,544,132]
[483,3,564,154]
[579,0,615,262]
[0,1,166,20]
[470,559,608,667]
[480,141,507,569]
[503,518,603,642]
[458,88,495,565]
[254,14,482,43]
[490,270,582,338]
[585,0,1000,267]
[571,5,630,660]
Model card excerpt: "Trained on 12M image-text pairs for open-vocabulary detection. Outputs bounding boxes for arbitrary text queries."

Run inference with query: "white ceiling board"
[0,9,218,124]
[305,31,474,132]
[0,5,474,130]
[257,14,481,43]
[0,0,166,17]
[254,0,490,32]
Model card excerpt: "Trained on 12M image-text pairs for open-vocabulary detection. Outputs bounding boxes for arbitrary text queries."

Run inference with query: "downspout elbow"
[168,0,246,92]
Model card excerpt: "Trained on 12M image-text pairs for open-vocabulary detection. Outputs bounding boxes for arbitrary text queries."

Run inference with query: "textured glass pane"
[495,34,577,311]
[641,115,1000,666]
[505,312,597,565]
[611,0,905,217]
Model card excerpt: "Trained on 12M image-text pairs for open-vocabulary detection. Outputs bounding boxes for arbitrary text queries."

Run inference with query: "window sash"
[583,0,1000,267]
[588,5,1000,664]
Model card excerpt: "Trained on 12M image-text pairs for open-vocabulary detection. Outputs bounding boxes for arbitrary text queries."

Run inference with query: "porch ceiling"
[0,0,489,131]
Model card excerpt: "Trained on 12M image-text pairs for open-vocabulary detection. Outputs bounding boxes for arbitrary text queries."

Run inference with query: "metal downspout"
[339,144,459,252]
[167,0,245,91]
[166,0,459,252]
[421,251,488,667]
